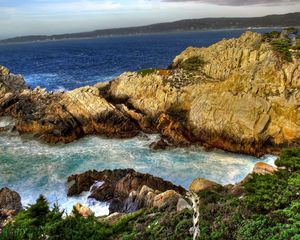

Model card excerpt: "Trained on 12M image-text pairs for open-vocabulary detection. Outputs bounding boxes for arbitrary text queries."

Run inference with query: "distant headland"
[1,12,300,44]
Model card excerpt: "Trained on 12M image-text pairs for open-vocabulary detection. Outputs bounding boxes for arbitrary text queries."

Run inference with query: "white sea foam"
[0,132,276,216]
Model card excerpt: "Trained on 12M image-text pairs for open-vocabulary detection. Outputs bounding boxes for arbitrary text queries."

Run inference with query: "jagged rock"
[153,190,180,209]
[150,138,169,150]
[0,188,22,212]
[0,188,22,229]
[189,178,220,193]
[108,32,300,156]
[176,198,192,212]
[67,169,185,214]
[253,162,277,175]
[0,66,10,76]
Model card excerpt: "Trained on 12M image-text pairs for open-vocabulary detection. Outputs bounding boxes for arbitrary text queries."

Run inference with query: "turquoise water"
[0,117,276,215]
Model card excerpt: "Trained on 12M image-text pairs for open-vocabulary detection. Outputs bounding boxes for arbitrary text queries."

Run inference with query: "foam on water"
[0,129,277,216]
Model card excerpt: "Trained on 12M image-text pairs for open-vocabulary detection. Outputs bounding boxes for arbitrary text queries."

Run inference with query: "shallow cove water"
[0,121,276,216]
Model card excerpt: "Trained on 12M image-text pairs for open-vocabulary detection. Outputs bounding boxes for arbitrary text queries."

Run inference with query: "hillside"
[0,12,300,44]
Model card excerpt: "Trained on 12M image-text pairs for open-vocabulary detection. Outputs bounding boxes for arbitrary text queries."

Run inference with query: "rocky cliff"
[0,31,299,155]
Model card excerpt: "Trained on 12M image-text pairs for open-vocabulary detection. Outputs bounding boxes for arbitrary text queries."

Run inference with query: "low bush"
[136,68,158,77]
[180,56,206,71]
[270,39,293,62]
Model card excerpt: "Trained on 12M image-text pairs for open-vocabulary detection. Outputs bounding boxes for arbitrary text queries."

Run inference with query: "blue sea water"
[0,28,281,91]
[0,29,279,215]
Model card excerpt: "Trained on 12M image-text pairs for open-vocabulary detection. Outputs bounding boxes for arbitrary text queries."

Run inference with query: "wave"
[0,129,277,216]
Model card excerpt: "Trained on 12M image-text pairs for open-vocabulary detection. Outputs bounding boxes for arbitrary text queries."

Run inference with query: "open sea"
[0,29,279,215]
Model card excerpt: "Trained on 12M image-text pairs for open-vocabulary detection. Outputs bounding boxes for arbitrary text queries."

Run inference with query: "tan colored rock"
[176,198,192,212]
[108,31,300,155]
[0,66,10,76]
[189,178,220,193]
[253,162,277,175]
[75,203,93,217]
[153,190,180,209]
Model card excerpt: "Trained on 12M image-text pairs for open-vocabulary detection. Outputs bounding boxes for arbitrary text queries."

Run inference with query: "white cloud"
[0,7,18,15]
[41,0,122,12]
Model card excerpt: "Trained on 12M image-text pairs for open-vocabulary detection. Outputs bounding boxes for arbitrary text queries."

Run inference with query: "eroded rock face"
[0,188,22,212]
[67,169,186,214]
[0,70,138,142]
[108,32,300,155]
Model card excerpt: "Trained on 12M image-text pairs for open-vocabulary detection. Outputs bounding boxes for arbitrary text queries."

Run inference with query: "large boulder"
[189,178,221,193]
[0,188,22,229]
[253,162,277,175]
[0,188,22,212]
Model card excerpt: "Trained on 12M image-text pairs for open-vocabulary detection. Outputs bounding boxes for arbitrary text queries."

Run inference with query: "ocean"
[0,29,278,215]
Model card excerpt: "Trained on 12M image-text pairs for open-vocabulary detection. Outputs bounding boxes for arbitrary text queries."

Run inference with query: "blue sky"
[0,0,299,39]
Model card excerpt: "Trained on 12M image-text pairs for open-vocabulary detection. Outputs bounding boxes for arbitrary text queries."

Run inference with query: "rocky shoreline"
[0,160,278,231]
[1,31,300,156]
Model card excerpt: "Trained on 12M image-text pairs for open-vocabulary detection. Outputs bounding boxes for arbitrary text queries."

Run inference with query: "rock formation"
[0,188,22,229]
[67,169,186,214]
[1,31,300,155]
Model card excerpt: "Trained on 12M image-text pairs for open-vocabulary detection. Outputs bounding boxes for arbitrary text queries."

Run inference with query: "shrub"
[275,148,300,171]
[180,56,206,71]
[270,39,292,62]
[137,68,158,77]
[262,31,281,41]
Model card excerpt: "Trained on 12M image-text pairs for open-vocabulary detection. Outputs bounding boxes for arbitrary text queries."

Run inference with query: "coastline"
[0,26,290,46]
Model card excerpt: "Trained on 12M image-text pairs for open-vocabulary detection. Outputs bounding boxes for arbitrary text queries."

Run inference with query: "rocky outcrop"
[1,31,300,155]
[108,32,300,155]
[0,188,22,212]
[0,188,22,229]
[0,73,138,143]
[67,169,186,214]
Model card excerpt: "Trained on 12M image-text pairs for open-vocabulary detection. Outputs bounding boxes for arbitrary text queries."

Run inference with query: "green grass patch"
[137,68,158,77]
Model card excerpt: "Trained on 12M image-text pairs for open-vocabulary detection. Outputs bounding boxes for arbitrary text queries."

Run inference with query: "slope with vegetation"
[1,148,299,240]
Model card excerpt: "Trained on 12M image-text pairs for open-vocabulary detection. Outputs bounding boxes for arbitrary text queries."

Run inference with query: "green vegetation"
[270,39,293,62]
[262,31,281,41]
[137,68,158,77]
[180,56,206,71]
[1,148,300,239]
[263,28,300,62]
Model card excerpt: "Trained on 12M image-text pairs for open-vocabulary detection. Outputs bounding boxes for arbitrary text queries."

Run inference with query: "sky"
[0,0,299,39]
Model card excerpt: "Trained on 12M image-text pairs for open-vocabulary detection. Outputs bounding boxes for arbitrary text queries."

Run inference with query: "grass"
[136,68,158,77]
